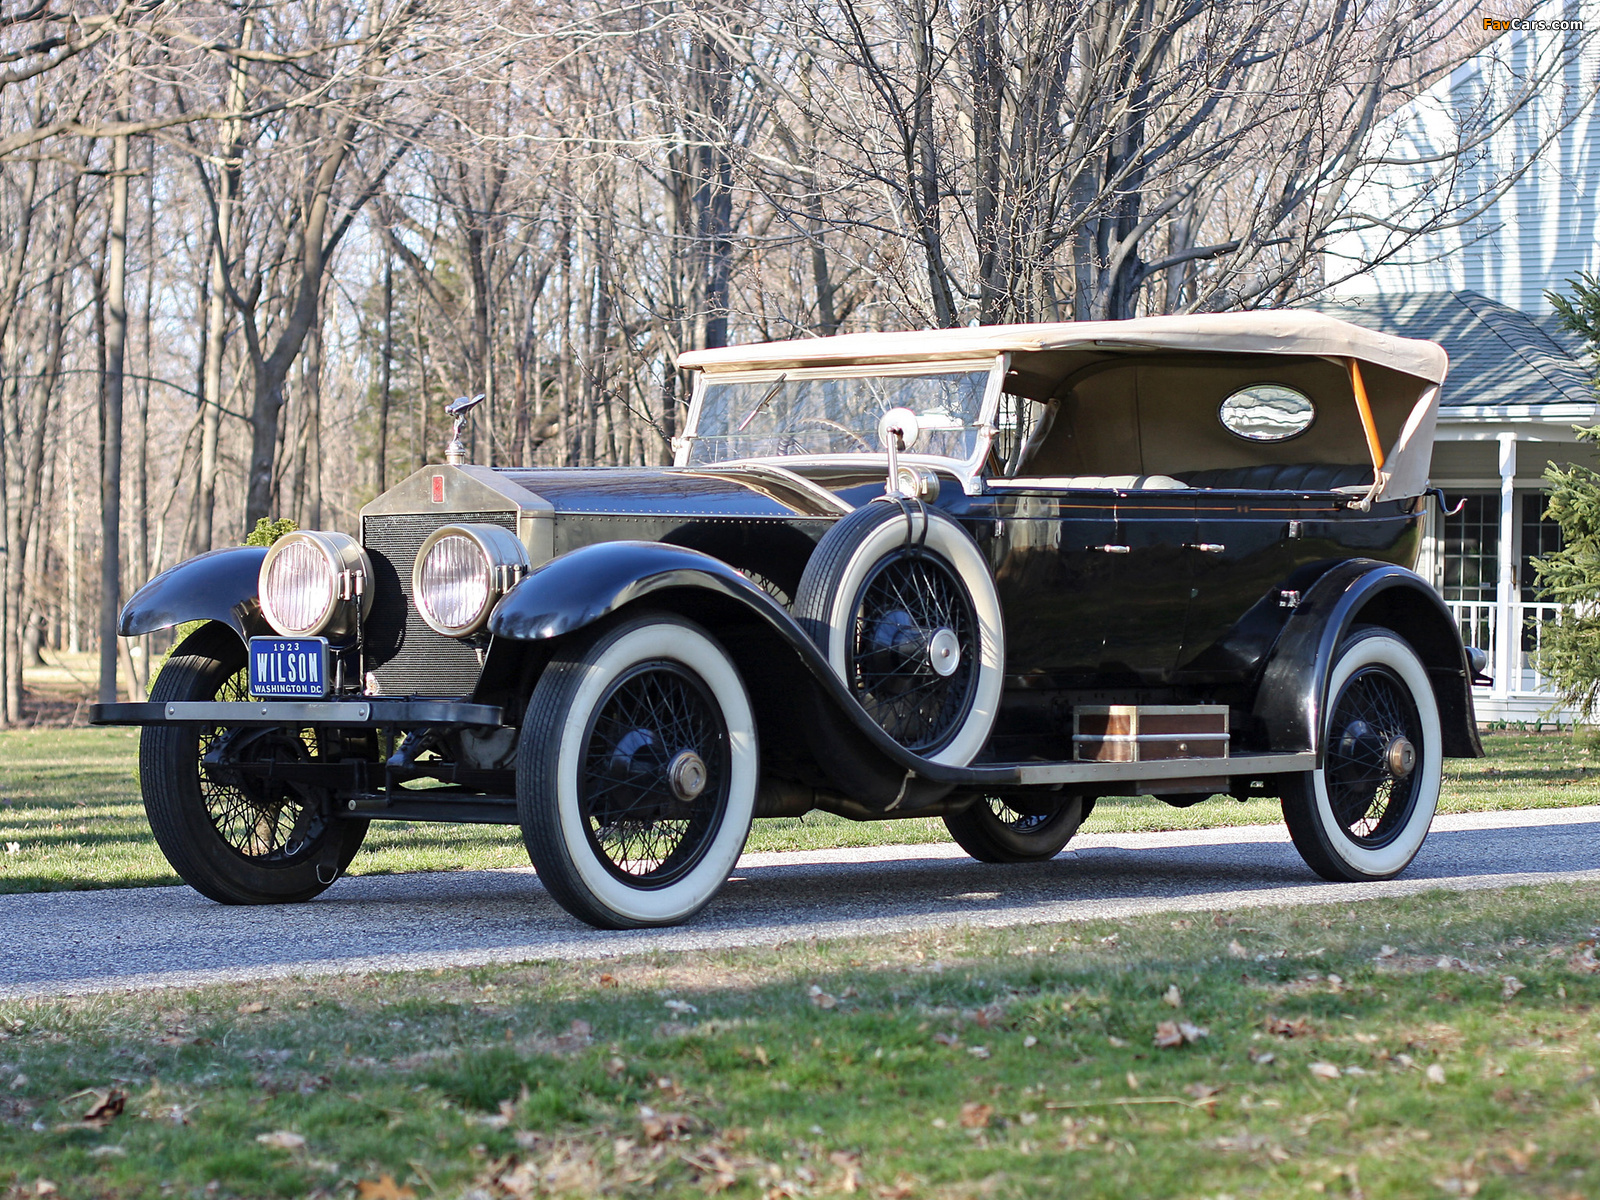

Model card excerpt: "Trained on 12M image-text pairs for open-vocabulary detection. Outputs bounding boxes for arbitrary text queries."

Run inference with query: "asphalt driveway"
[3,806,1597,999]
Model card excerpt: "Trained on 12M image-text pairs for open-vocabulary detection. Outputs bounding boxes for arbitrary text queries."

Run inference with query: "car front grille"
[361,510,518,696]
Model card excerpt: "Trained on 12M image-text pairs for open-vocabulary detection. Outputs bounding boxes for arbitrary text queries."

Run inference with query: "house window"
[1440,492,1498,602]
[1520,491,1562,602]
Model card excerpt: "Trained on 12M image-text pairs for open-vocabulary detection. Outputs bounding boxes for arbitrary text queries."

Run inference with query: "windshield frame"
[675,354,1008,494]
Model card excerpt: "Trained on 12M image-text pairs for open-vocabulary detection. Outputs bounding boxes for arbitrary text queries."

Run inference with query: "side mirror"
[877,407,921,453]
[877,408,922,499]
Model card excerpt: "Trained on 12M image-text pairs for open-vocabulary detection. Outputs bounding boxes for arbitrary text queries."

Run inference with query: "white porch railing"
[1446,599,1565,699]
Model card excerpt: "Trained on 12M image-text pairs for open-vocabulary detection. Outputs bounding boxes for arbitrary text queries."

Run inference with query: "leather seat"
[1175,463,1372,491]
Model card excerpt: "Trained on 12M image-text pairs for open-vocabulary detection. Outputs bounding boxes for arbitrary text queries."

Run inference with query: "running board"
[998,751,1314,787]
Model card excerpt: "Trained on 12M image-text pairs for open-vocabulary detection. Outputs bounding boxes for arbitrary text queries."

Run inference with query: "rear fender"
[1253,559,1482,761]
[483,540,963,807]
[118,546,269,645]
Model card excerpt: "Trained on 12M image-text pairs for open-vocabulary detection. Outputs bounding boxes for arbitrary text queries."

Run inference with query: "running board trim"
[1011,752,1314,786]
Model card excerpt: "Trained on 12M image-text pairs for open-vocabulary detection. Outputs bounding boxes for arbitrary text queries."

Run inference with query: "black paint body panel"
[117,546,269,642]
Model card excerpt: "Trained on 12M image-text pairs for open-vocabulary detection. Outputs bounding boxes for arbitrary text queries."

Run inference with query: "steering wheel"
[790,416,872,452]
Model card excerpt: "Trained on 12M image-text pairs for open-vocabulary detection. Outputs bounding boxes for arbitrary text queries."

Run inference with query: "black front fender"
[486,540,796,642]
[118,546,268,643]
[1253,559,1482,761]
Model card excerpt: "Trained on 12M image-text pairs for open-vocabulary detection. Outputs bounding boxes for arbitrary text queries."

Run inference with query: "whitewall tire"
[794,501,1004,765]
[1281,628,1442,881]
[517,613,758,929]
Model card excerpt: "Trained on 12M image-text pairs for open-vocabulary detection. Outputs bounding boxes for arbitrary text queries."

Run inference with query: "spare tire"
[794,500,1004,767]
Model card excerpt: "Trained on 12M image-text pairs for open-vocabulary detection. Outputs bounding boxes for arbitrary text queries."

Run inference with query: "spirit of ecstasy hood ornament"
[444,394,485,465]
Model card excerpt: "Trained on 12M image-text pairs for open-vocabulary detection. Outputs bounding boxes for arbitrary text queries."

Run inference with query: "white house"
[1318,8,1600,722]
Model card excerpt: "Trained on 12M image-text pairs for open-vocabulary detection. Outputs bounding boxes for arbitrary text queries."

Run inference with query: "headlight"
[258,531,373,639]
[413,523,530,637]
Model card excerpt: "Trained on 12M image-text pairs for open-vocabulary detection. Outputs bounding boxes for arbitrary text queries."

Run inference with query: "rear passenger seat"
[1175,464,1373,491]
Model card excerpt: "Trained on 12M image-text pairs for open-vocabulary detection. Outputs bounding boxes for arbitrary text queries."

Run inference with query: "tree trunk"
[376,248,391,491]
[195,15,251,554]
[304,314,322,528]
[99,132,129,706]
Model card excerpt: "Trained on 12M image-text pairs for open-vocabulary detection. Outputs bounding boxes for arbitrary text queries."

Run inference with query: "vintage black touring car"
[93,312,1483,929]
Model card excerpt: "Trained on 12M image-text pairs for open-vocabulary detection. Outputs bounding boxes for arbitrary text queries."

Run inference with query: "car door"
[1176,488,1326,682]
[1099,491,1198,684]
[987,488,1120,684]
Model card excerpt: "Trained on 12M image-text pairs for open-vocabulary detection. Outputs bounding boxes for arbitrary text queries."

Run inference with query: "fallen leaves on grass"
[1501,975,1527,999]
[1153,1021,1207,1048]
[76,1088,125,1127]
[663,999,698,1015]
[1227,940,1248,959]
[808,985,837,1010]
[1309,1062,1342,1080]
[958,1102,993,1129]
[1427,1063,1447,1085]
[1569,946,1598,974]
[255,1130,306,1151]
[1162,985,1182,1008]
[638,1105,694,1141]
[355,1176,416,1200]
[237,1001,267,1015]
[1264,1015,1313,1039]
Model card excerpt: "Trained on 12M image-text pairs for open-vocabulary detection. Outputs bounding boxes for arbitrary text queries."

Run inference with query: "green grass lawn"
[4,883,1600,1197]
[1,729,1596,894]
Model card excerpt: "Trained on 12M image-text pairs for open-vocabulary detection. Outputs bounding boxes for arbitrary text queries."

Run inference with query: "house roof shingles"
[1303,291,1596,414]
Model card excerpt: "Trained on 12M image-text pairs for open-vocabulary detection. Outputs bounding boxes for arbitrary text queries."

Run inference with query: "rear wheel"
[517,613,758,929]
[944,793,1093,862]
[1281,628,1442,881]
[141,623,366,904]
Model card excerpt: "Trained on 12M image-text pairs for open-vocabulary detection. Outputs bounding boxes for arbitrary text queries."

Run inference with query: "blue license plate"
[249,637,331,698]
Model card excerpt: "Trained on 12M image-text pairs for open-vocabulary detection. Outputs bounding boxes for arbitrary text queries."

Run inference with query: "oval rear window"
[1219,385,1315,442]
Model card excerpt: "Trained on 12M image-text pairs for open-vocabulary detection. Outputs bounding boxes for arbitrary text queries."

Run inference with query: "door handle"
[1184,543,1226,553]
[1091,544,1131,554]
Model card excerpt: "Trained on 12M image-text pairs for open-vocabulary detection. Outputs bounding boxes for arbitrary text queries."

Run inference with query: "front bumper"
[89,699,505,728]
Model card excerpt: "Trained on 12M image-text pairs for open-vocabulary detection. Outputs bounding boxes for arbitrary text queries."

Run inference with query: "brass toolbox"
[1072,704,1230,763]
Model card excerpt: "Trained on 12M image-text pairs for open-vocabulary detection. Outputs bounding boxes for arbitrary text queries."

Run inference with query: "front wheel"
[944,793,1093,862]
[1281,628,1442,881]
[516,613,758,929]
[140,623,367,904]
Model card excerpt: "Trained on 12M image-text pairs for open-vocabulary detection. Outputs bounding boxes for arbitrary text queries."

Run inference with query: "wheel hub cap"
[927,627,962,677]
[1386,736,1416,778]
[668,750,708,801]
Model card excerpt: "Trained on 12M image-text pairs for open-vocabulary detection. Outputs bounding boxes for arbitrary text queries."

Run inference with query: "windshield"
[685,369,991,466]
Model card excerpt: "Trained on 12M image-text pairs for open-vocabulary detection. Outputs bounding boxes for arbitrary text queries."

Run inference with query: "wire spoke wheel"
[794,502,1004,790]
[578,662,731,887]
[1323,663,1423,847]
[984,795,1054,834]
[517,614,757,929]
[848,550,978,753]
[194,669,332,863]
[943,791,1092,863]
[1280,628,1442,883]
[140,623,366,905]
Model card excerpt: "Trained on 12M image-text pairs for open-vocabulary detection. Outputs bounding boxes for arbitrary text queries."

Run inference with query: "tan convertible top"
[678,312,1448,504]
[676,311,1448,384]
